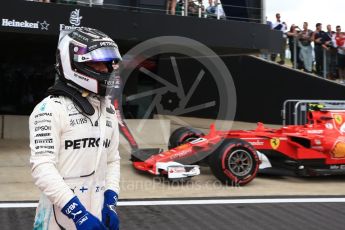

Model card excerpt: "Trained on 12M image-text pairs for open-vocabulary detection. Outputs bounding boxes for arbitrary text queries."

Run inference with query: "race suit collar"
[47,80,95,116]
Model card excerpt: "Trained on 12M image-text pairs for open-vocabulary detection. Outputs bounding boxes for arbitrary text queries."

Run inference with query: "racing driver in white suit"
[29,27,121,230]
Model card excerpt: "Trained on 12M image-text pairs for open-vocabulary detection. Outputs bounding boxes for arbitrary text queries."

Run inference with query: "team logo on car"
[270,138,280,149]
[334,114,343,125]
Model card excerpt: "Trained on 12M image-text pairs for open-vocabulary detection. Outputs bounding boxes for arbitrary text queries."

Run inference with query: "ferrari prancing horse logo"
[270,138,280,149]
[334,114,343,125]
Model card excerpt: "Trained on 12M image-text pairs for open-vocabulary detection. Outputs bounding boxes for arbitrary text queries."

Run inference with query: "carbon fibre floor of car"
[2,200,345,230]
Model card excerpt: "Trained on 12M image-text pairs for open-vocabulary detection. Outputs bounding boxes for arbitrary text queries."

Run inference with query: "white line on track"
[2,198,345,208]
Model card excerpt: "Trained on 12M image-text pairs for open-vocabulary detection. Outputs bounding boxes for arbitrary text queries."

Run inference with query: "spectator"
[266,17,272,29]
[270,13,287,65]
[312,23,327,76]
[287,24,302,69]
[206,0,225,19]
[206,0,215,15]
[187,0,204,17]
[214,0,225,19]
[324,24,337,79]
[54,0,77,4]
[332,25,345,83]
[167,0,177,15]
[298,22,313,73]
[260,17,272,61]
[75,0,102,5]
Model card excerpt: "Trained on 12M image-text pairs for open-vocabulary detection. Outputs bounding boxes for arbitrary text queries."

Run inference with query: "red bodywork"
[133,109,345,176]
[133,124,223,175]
[236,110,345,165]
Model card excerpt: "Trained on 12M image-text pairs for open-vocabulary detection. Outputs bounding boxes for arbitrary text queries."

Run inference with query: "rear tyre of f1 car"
[168,127,204,149]
[209,138,259,186]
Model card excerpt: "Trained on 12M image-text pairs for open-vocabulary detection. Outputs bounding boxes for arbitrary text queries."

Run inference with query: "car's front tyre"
[168,127,204,149]
[209,138,259,186]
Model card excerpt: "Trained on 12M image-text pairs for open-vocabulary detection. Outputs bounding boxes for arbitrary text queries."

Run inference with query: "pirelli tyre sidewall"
[209,138,259,186]
[168,127,205,149]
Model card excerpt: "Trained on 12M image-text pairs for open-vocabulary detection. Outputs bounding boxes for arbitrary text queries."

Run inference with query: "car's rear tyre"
[168,127,204,149]
[209,138,259,186]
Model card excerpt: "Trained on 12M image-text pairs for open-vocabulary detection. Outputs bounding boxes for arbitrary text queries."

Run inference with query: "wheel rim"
[227,149,253,177]
[181,136,198,144]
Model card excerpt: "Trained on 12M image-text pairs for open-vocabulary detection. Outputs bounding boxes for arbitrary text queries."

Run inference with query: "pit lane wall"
[154,55,345,125]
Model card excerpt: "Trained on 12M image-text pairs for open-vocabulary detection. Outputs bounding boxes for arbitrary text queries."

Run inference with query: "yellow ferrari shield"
[334,114,343,125]
[270,138,280,149]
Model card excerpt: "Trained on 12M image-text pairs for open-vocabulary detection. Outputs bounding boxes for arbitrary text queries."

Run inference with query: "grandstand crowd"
[268,13,345,83]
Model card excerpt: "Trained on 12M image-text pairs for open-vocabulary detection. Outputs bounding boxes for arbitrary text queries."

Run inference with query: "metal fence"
[29,0,264,23]
[290,36,337,79]
[282,99,345,125]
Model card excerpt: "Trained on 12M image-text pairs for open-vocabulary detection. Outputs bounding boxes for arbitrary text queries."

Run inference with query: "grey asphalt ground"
[2,201,345,230]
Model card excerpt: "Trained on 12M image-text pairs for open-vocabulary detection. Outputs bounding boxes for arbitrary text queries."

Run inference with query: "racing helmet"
[56,27,122,96]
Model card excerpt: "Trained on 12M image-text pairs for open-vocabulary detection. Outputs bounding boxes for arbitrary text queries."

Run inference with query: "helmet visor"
[74,47,122,63]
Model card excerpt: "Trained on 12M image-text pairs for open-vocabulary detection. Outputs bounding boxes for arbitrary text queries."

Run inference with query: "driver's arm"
[29,97,74,209]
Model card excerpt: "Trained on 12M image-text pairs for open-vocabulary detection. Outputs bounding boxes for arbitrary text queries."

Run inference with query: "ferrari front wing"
[133,161,200,179]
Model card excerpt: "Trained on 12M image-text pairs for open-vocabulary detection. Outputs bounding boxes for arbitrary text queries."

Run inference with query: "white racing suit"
[29,94,120,230]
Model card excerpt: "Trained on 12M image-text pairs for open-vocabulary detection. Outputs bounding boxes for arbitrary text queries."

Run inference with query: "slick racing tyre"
[209,138,259,186]
[168,127,204,149]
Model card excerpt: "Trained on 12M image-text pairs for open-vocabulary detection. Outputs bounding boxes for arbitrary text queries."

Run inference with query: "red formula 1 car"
[131,101,345,185]
[131,125,260,186]
[110,78,257,185]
